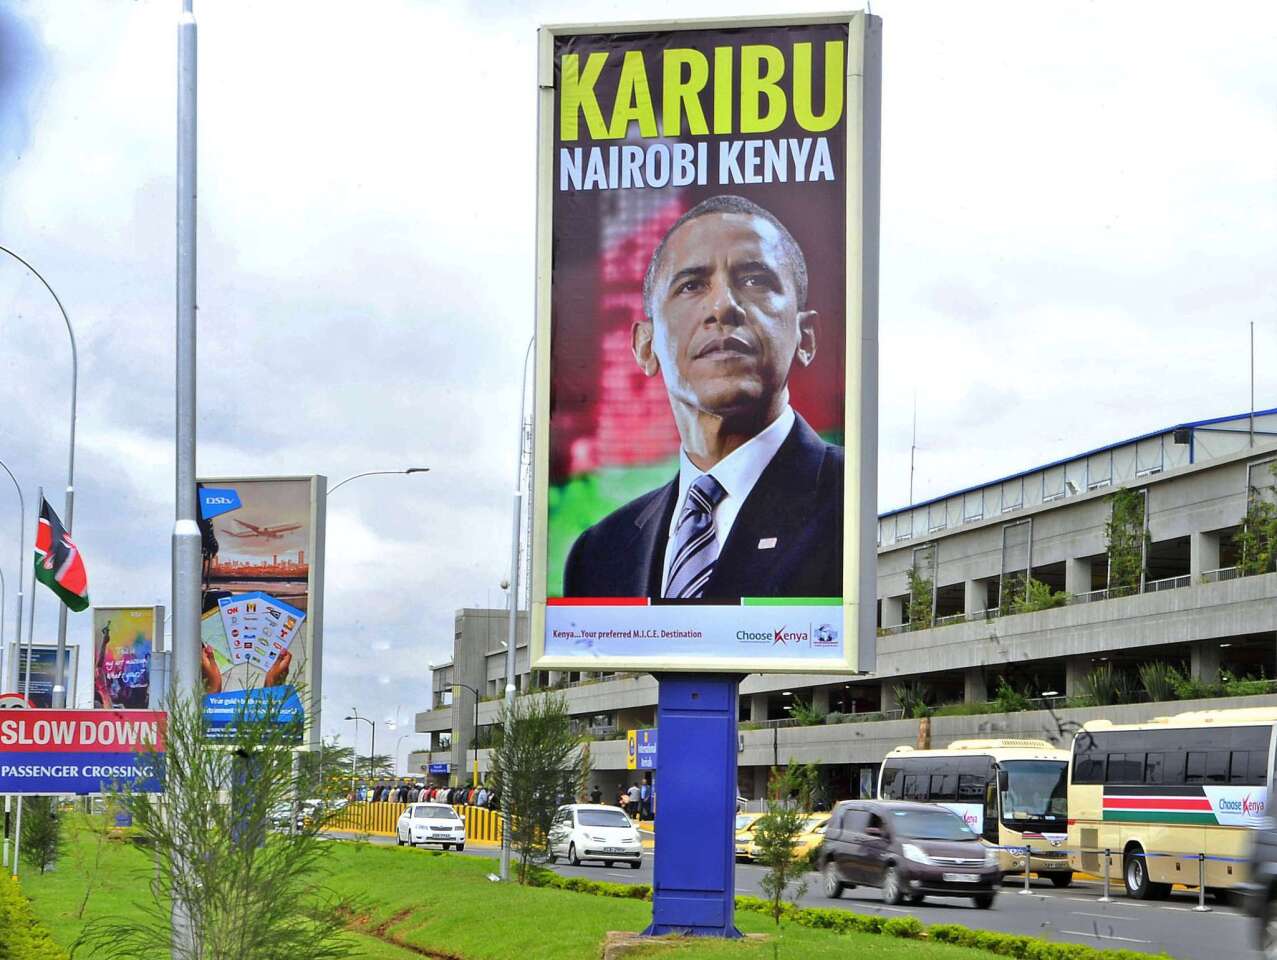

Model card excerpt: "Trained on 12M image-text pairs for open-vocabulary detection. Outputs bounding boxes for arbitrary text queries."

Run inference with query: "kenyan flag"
[34,497,89,612]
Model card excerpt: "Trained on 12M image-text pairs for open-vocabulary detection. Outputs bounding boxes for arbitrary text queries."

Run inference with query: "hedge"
[525,871,1171,960]
[0,874,67,960]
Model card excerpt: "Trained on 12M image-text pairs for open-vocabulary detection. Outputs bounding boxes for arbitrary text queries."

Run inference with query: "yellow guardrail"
[329,802,504,843]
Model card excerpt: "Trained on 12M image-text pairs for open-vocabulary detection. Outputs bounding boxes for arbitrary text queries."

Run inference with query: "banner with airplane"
[195,477,326,743]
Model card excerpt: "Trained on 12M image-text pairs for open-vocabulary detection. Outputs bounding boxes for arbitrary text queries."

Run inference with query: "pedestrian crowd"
[354,782,501,809]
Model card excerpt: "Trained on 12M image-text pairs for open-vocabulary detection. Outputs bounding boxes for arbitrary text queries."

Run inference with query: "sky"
[0,1,1273,759]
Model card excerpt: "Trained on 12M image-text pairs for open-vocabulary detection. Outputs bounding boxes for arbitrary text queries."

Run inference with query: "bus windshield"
[1000,760,1068,823]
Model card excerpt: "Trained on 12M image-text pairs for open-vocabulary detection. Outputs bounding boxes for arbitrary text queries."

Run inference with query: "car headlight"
[984,849,1000,867]
[902,843,933,865]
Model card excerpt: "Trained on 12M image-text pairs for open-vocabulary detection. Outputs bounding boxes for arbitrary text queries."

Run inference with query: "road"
[335,834,1258,960]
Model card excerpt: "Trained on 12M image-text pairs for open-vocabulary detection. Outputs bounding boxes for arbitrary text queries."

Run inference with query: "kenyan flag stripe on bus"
[34,497,89,612]
[1101,790,1217,826]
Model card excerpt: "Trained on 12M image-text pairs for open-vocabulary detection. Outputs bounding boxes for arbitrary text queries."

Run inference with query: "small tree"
[1237,465,1277,576]
[20,796,64,874]
[906,567,934,630]
[753,763,818,924]
[1106,487,1148,592]
[298,738,355,800]
[75,688,353,960]
[487,693,590,883]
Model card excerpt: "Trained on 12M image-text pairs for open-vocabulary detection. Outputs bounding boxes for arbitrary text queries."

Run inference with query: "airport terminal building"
[412,408,1277,801]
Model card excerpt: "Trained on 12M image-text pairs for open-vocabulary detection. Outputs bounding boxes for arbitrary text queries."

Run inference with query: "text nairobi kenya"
[559,40,845,192]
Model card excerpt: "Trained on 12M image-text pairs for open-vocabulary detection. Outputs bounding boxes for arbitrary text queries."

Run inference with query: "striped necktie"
[664,474,727,599]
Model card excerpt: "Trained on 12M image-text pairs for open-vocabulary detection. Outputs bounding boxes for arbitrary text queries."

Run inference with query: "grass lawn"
[18,823,1002,960]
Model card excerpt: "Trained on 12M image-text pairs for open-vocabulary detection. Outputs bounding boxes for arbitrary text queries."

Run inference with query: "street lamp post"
[345,710,376,783]
[395,732,429,777]
[451,683,482,785]
[0,457,25,693]
[0,247,78,709]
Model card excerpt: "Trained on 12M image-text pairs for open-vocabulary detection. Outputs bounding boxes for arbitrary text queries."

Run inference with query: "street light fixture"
[328,467,429,495]
[344,709,376,785]
[0,247,77,710]
[454,679,482,781]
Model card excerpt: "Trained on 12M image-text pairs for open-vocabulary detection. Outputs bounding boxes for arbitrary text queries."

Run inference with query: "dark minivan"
[817,800,1001,908]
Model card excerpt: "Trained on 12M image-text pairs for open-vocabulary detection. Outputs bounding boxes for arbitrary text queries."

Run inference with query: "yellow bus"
[879,739,1073,886]
[1068,707,1276,899]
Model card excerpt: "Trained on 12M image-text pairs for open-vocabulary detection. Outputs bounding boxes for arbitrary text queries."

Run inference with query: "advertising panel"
[196,477,326,742]
[0,709,165,795]
[8,644,80,709]
[92,605,164,709]
[626,728,658,771]
[531,14,879,674]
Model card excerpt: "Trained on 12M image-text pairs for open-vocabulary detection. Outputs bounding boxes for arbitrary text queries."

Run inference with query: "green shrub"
[786,697,828,726]
[0,874,68,960]
[882,915,924,938]
[1137,661,1181,703]
[1171,671,1223,701]
[994,677,1032,712]
[1014,577,1070,614]
[891,680,932,719]
[1079,664,1136,706]
[1106,487,1149,592]
[907,567,935,630]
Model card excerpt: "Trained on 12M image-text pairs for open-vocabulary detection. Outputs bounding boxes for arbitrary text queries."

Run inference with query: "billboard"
[92,605,164,709]
[531,15,880,674]
[0,709,165,795]
[8,644,80,709]
[196,477,326,742]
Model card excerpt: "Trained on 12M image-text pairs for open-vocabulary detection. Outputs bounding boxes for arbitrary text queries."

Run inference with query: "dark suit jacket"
[563,414,843,600]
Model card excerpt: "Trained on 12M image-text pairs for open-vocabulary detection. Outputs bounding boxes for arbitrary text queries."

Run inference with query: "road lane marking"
[1060,931,1153,944]
[1073,912,1134,921]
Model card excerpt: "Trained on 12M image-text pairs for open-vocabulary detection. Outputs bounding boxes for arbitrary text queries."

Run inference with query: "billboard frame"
[8,643,80,708]
[529,12,879,676]
[195,475,326,748]
[91,604,165,710]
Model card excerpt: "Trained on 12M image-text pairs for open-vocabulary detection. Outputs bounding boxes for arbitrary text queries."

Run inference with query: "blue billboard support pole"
[643,674,742,939]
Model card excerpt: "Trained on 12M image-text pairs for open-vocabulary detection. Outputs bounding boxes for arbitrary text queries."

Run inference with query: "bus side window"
[1251,751,1269,785]
[1162,752,1186,785]
[1230,751,1250,785]
[957,774,983,803]
[983,781,998,843]
[880,765,901,799]
[903,774,927,801]
[1073,753,1104,784]
[1206,752,1229,784]
[930,773,958,802]
[1185,751,1207,784]
[1144,753,1163,784]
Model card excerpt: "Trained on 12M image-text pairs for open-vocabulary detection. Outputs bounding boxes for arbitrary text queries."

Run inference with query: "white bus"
[879,738,1073,885]
[1068,707,1277,898]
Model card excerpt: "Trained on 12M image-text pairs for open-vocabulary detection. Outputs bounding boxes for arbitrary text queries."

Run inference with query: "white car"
[547,804,642,869]
[396,803,466,850]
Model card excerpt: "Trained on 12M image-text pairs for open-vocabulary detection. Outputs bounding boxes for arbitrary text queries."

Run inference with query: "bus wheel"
[1124,847,1171,900]
[1049,872,1073,889]
[1124,847,1152,899]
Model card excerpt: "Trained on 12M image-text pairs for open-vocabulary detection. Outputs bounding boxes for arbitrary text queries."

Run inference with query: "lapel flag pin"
[757,537,778,550]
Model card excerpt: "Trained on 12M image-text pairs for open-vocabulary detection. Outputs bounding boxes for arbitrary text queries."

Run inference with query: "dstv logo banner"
[199,487,242,520]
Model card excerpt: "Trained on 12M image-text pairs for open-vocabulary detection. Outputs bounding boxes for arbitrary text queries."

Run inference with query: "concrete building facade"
[412,409,1277,799]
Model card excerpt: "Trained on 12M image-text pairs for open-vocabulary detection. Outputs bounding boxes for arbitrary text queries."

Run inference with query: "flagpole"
[10,486,39,879]
[0,249,76,710]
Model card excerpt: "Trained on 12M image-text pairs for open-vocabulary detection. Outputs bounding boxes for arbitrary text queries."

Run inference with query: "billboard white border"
[529,13,880,675]
[195,474,326,748]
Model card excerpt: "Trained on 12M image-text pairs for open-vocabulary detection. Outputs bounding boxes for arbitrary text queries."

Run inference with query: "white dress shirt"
[661,406,795,595]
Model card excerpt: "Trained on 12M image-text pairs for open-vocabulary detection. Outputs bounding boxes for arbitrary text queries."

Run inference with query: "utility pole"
[172,2,199,955]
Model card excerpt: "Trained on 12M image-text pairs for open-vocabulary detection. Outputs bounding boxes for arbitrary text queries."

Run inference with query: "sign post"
[531,12,881,936]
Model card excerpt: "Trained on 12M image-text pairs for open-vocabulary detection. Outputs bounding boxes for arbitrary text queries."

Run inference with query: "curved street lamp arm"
[328,468,429,496]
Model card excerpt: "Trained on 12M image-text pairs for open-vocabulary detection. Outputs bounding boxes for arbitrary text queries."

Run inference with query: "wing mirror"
[865,826,883,838]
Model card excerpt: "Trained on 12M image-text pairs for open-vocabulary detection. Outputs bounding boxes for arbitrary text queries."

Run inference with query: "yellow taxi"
[742,812,831,861]
[734,812,764,860]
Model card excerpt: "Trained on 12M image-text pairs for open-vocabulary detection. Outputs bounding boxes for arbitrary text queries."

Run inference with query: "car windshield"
[802,816,828,832]
[735,815,756,831]
[888,808,975,841]
[1001,761,1068,821]
[578,809,632,828]
[415,805,458,820]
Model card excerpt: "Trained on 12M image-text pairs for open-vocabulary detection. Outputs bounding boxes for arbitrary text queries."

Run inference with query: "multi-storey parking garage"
[413,407,1277,802]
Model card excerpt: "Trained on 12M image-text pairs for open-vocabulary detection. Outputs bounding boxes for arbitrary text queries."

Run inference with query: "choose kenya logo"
[1218,794,1266,818]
